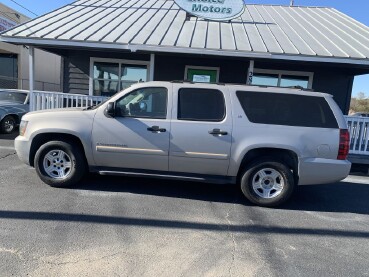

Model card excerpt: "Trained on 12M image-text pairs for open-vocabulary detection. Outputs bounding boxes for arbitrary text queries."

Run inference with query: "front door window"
[115,87,168,119]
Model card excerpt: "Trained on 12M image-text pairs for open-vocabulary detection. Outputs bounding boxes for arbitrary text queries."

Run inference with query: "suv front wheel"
[34,141,86,187]
[240,158,295,207]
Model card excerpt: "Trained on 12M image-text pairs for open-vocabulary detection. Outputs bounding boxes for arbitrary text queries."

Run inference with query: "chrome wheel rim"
[4,119,15,132]
[252,168,284,199]
[42,150,72,179]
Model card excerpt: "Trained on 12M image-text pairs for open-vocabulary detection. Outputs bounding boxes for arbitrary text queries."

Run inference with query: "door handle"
[209,128,228,136]
[147,126,166,133]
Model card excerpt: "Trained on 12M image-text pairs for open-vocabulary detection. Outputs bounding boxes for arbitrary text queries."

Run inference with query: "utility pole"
[290,0,294,6]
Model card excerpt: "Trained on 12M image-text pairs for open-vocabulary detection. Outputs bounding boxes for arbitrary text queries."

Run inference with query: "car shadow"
[281,182,369,214]
[75,174,243,205]
[74,174,369,215]
[0,130,18,140]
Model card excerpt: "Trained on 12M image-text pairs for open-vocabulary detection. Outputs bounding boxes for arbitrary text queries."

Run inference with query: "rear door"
[169,84,233,175]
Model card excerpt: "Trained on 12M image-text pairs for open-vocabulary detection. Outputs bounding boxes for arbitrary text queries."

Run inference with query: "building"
[0,2,61,91]
[1,0,369,113]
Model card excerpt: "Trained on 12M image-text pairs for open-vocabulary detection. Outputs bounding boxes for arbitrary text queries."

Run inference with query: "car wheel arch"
[237,147,299,185]
[29,133,87,167]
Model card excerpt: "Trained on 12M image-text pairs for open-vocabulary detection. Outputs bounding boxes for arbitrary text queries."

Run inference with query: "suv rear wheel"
[34,141,86,187]
[240,158,295,207]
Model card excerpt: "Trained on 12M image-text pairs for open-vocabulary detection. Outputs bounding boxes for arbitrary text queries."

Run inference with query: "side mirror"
[104,102,115,118]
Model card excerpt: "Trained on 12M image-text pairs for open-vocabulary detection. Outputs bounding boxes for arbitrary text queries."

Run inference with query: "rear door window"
[236,91,338,128]
[178,88,225,121]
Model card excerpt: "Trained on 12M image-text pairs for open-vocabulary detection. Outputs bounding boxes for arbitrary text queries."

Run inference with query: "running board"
[98,170,235,184]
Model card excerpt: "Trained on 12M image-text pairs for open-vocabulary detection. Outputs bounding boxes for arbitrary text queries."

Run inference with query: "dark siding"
[313,71,354,115]
[154,54,248,84]
[64,56,90,95]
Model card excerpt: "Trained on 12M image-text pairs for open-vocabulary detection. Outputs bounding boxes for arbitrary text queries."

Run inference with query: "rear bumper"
[298,158,351,185]
[14,136,31,166]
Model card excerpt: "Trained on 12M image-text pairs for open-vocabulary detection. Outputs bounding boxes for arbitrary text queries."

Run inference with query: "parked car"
[0,90,29,134]
[14,81,351,207]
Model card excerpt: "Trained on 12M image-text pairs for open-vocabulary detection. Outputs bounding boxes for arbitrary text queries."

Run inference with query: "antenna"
[290,0,294,6]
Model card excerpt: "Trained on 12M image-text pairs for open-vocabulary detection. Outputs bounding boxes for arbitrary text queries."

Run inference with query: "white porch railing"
[344,116,369,155]
[31,90,108,111]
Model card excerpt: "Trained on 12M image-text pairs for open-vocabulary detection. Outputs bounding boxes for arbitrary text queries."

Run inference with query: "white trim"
[149,54,155,81]
[2,37,369,66]
[247,60,254,85]
[29,46,35,111]
[184,65,220,82]
[89,57,150,96]
[253,68,314,89]
[89,58,94,96]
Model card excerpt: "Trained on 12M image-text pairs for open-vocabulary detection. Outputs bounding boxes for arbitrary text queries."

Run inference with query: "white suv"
[15,81,351,207]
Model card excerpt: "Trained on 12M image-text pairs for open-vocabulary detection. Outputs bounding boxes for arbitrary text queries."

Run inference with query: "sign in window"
[186,68,218,83]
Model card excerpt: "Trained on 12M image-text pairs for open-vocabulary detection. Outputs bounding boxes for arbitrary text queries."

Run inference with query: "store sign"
[174,0,244,21]
[0,16,17,32]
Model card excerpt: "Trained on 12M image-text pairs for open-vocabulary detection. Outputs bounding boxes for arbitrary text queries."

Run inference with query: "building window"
[90,58,149,96]
[0,54,18,89]
[251,69,313,89]
[185,66,219,83]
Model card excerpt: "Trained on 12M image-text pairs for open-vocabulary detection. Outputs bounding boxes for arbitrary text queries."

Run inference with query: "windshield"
[0,91,27,103]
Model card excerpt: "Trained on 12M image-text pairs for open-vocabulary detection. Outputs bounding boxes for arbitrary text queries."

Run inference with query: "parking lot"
[1,133,369,277]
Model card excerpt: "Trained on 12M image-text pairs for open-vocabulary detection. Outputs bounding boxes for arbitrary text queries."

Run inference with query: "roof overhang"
[2,35,369,66]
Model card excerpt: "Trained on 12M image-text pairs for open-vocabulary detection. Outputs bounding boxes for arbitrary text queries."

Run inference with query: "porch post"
[149,53,155,81]
[29,46,35,111]
[247,60,254,85]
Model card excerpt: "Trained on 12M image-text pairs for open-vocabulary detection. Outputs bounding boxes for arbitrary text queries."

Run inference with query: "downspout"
[29,46,35,111]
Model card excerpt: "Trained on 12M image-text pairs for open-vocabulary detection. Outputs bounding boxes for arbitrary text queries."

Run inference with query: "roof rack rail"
[169,80,314,91]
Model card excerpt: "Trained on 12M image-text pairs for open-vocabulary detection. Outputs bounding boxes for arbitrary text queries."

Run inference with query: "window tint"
[236,91,338,128]
[115,87,167,119]
[178,88,225,121]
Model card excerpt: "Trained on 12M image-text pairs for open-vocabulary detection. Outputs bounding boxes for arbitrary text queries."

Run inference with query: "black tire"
[240,157,295,207]
[0,115,16,134]
[34,141,87,187]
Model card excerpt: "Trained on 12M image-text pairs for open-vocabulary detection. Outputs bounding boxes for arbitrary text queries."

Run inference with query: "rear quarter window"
[236,91,338,128]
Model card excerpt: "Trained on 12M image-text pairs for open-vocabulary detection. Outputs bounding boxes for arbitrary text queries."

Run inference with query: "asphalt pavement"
[0,133,368,277]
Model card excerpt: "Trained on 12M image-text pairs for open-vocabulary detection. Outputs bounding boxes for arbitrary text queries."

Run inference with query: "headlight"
[19,120,28,136]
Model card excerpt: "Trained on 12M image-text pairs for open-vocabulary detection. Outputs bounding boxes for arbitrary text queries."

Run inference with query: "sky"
[1,0,369,97]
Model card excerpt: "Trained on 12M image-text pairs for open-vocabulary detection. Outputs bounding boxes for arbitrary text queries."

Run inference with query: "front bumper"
[14,136,31,166]
[298,158,351,185]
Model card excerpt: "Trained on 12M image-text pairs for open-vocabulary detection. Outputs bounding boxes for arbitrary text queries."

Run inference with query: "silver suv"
[15,81,351,207]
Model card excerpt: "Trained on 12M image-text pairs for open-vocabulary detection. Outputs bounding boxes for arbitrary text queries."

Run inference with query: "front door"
[169,85,232,176]
[92,86,171,171]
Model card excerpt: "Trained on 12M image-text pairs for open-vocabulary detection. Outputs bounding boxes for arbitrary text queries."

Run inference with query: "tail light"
[337,129,349,160]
